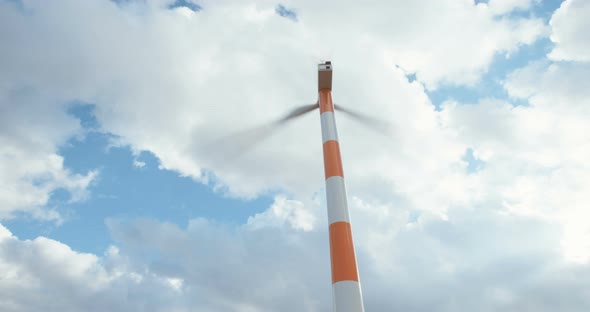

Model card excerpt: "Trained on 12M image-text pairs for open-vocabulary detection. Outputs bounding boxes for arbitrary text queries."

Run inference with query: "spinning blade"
[208,103,319,161]
[335,104,392,136]
[206,102,392,165]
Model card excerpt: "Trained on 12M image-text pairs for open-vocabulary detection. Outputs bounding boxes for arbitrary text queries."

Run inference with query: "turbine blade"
[205,104,319,163]
[279,103,320,123]
[334,104,392,136]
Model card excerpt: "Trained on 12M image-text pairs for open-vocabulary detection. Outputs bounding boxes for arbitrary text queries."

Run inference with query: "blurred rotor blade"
[334,104,392,136]
[279,103,320,122]
[206,103,319,163]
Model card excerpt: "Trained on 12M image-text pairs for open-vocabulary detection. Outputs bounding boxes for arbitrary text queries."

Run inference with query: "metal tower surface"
[318,61,365,312]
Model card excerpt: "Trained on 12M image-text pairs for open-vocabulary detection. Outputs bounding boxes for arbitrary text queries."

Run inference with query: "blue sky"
[426,0,565,108]
[2,0,590,311]
[5,103,273,254]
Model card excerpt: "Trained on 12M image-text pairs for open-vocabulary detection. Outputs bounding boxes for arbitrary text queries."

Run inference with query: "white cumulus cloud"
[549,0,590,61]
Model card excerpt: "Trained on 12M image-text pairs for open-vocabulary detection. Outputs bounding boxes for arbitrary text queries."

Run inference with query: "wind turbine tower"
[318,61,365,312]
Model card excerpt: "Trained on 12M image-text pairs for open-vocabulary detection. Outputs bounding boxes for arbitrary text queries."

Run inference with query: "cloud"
[276,0,548,89]
[440,56,590,263]
[0,223,188,312]
[2,197,590,311]
[247,196,317,231]
[549,0,590,61]
[502,59,590,263]
[486,0,535,15]
[0,0,548,201]
[0,89,97,221]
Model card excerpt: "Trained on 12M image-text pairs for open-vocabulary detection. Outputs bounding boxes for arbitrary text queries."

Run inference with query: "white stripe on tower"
[318,61,365,312]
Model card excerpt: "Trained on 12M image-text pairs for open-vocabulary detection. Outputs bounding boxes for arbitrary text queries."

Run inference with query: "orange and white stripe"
[318,65,365,311]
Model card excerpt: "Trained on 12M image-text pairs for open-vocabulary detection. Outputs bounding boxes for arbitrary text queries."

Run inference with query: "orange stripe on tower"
[329,222,359,283]
[319,89,334,113]
[323,140,344,178]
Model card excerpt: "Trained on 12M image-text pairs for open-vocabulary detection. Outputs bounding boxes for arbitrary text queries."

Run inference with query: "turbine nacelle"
[318,61,333,91]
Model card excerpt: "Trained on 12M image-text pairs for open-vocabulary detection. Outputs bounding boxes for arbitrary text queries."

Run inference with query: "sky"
[0,0,589,311]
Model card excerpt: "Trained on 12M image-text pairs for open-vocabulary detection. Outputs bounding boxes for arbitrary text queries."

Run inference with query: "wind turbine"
[317,61,364,312]
[267,61,366,311]
[217,61,375,311]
